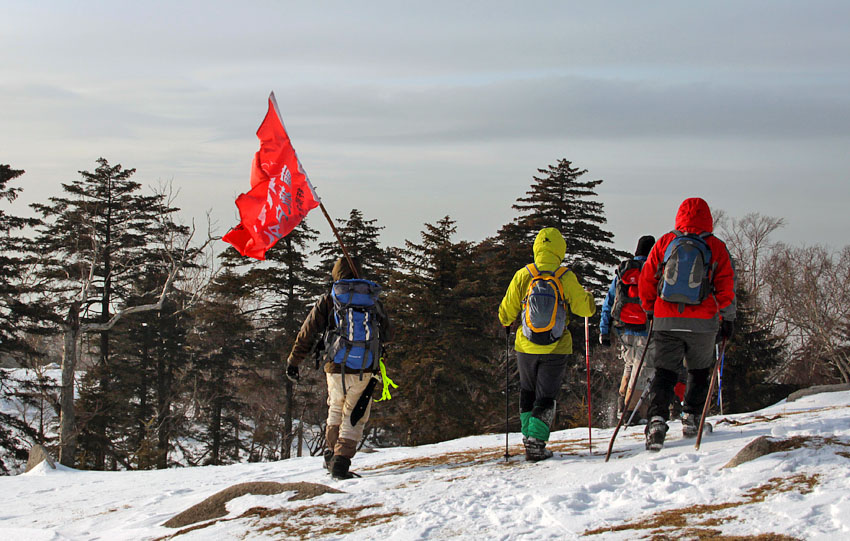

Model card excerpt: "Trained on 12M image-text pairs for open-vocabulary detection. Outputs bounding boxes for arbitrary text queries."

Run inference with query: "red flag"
[223,92,320,260]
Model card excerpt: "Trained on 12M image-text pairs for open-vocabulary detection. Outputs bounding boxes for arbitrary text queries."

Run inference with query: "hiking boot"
[682,413,712,438]
[523,437,554,462]
[329,455,356,480]
[645,416,668,452]
[322,449,333,471]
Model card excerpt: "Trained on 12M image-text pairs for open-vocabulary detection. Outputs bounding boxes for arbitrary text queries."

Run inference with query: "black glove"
[645,311,653,323]
[720,319,735,340]
[599,333,611,347]
[285,363,300,383]
[504,326,511,338]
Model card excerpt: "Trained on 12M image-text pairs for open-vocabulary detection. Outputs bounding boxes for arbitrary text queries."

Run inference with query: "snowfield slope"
[3,390,850,540]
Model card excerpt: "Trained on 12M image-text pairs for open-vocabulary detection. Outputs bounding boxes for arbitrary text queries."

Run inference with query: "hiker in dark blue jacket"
[600,235,656,422]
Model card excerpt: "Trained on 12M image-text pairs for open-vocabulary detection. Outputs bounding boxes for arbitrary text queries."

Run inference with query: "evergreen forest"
[1,158,846,474]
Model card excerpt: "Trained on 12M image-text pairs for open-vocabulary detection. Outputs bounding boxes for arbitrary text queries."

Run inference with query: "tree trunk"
[283,378,293,459]
[155,350,171,470]
[58,303,81,467]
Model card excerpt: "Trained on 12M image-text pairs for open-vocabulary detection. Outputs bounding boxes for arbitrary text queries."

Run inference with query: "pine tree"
[314,209,390,284]
[719,287,788,413]
[104,283,193,469]
[385,216,499,445]
[0,165,44,472]
[508,159,627,296]
[187,295,256,465]
[217,219,323,459]
[0,164,40,357]
[29,158,197,467]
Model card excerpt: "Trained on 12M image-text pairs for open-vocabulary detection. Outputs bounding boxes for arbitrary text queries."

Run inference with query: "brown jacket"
[286,260,393,373]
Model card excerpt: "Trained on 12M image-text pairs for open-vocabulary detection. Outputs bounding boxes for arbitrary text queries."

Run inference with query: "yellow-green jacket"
[498,228,596,354]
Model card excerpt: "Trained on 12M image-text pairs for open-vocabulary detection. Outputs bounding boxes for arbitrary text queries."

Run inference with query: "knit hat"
[635,235,656,257]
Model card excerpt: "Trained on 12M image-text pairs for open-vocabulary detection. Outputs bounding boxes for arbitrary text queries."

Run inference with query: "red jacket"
[638,198,735,332]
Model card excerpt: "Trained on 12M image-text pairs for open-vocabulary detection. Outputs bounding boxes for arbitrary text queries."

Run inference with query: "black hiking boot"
[523,437,554,462]
[645,416,668,452]
[682,413,712,438]
[329,455,356,480]
[322,449,333,471]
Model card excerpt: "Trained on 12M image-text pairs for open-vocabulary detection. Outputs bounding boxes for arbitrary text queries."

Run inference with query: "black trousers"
[516,352,570,416]
[647,331,716,421]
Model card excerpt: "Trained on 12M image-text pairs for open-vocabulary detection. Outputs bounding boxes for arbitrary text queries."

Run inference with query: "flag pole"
[318,201,359,279]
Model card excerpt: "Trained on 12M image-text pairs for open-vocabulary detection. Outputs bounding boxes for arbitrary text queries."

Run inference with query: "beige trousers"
[326,373,374,455]
[617,333,654,408]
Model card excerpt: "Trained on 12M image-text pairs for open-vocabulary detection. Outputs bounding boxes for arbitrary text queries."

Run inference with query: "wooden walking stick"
[695,338,727,450]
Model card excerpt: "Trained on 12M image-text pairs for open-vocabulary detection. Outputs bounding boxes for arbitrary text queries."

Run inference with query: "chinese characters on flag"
[223,93,320,260]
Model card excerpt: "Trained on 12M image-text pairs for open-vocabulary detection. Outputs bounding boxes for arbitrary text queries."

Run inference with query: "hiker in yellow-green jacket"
[498,227,596,461]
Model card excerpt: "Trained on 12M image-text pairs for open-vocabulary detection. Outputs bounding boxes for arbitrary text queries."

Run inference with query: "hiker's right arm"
[498,269,525,327]
[564,271,596,318]
[287,295,331,367]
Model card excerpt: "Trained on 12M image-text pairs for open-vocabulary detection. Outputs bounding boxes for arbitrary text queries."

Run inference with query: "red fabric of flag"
[223,93,320,260]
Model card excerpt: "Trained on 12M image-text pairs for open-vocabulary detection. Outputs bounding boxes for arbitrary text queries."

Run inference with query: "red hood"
[674,197,713,234]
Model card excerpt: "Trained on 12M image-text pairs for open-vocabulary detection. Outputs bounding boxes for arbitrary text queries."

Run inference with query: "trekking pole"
[504,327,511,463]
[605,318,654,462]
[585,317,592,454]
[717,343,725,415]
[695,338,727,450]
[625,376,653,427]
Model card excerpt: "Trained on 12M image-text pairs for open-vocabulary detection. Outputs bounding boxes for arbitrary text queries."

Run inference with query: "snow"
[2,390,849,540]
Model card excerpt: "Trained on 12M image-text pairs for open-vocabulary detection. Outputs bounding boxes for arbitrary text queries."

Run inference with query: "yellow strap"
[376,358,398,402]
[523,265,569,332]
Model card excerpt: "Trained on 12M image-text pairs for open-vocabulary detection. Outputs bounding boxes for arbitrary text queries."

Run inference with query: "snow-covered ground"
[2,390,849,540]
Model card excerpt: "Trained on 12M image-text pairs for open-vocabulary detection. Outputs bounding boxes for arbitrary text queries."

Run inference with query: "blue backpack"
[657,231,714,312]
[325,279,382,373]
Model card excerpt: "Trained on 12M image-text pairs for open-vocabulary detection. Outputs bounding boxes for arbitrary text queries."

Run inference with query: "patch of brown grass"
[360,445,521,472]
[253,502,406,537]
[715,404,850,428]
[362,437,593,473]
[583,474,819,539]
[157,502,406,539]
[648,529,798,540]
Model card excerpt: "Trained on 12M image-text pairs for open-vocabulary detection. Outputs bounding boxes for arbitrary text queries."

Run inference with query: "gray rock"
[787,384,850,402]
[25,444,56,473]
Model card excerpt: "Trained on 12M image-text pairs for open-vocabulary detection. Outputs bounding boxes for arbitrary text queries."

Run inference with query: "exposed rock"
[25,444,56,473]
[787,384,850,402]
[163,481,343,528]
[723,435,811,469]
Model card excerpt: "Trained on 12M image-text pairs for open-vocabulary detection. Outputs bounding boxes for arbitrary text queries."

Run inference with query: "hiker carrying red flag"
[286,256,394,479]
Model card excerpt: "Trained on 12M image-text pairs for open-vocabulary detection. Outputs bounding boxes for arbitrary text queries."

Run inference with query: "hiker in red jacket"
[638,197,736,451]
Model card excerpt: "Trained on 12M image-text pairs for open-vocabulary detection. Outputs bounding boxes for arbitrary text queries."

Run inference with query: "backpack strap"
[524,263,568,303]
[551,266,568,304]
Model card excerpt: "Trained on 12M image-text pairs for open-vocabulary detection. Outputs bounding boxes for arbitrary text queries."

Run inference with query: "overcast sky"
[2,1,848,256]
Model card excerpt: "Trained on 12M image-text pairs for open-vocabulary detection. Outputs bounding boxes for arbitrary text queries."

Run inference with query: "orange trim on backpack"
[522,264,569,333]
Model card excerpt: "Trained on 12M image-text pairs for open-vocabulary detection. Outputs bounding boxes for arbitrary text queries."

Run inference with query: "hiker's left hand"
[286,363,300,383]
